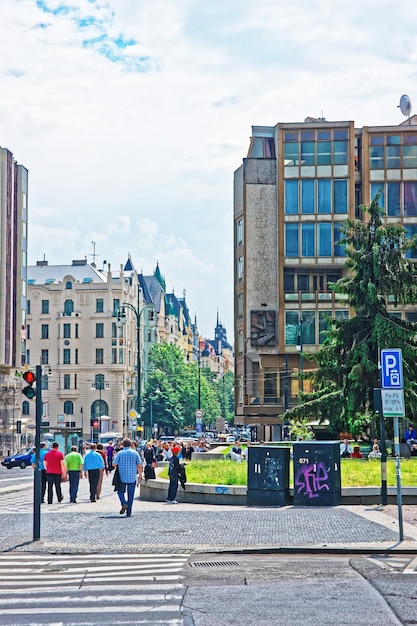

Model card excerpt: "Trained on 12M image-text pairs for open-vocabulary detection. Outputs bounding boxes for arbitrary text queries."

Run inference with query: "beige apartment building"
[25,259,153,440]
[234,116,417,441]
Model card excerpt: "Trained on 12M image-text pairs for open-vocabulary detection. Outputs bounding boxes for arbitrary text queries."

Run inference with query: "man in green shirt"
[65,445,84,503]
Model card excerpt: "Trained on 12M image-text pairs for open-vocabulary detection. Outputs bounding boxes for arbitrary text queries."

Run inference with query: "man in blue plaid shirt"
[113,438,142,517]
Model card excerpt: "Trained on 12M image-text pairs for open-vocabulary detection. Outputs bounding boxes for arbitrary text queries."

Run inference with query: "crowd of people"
[31,435,212,513]
[340,425,417,459]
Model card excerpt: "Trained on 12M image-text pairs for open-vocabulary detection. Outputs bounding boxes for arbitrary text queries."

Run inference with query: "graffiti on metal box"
[295,462,330,499]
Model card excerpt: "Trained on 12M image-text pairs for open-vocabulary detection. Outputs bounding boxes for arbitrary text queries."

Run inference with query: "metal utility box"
[247,446,291,506]
[293,441,341,506]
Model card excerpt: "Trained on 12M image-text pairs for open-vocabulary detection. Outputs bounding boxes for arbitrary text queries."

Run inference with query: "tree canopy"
[141,342,222,433]
[285,194,417,436]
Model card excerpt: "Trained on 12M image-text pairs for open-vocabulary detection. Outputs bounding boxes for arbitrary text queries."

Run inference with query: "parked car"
[1,448,35,470]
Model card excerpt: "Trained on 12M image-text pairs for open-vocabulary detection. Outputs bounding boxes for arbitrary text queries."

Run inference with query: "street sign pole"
[380,349,404,542]
[33,364,43,541]
[374,386,387,506]
[393,416,404,541]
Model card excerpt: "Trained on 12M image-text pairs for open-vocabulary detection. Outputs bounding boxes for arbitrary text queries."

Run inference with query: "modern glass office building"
[233,116,417,440]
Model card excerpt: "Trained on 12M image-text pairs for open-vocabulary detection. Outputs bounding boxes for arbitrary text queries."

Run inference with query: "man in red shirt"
[44,441,66,504]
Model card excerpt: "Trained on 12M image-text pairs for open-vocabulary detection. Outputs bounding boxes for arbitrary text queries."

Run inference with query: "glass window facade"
[285,180,298,214]
[96,323,104,338]
[63,324,71,338]
[405,224,417,258]
[301,311,316,344]
[369,134,417,169]
[371,181,417,217]
[284,128,349,167]
[301,180,315,214]
[318,223,332,256]
[285,179,347,214]
[285,309,349,346]
[41,300,49,314]
[284,223,345,257]
[96,298,104,313]
[301,223,315,256]
[285,224,299,257]
[63,349,70,364]
[285,311,299,345]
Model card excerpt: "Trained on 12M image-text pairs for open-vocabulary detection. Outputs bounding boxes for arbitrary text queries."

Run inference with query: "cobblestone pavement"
[1,475,416,554]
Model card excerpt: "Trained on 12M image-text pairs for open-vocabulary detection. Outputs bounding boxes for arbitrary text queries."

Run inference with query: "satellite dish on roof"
[399,94,412,117]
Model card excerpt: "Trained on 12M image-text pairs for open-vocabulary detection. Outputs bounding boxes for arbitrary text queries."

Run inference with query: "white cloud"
[2,0,417,338]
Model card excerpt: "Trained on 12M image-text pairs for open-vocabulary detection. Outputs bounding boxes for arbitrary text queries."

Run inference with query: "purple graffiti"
[295,462,330,499]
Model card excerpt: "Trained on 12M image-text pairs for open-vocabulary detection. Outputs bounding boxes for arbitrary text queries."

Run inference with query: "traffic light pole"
[33,364,42,541]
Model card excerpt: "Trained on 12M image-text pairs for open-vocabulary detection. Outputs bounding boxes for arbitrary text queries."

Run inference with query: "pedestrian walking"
[106,441,115,472]
[31,442,48,503]
[44,441,66,504]
[83,443,105,502]
[95,443,109,499]
[65,445,84,503]
[143,441,156,466]
[166,445,181,504]
[113,438,142,517]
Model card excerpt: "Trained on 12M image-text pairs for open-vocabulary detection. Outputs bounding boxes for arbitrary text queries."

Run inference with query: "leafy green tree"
[142,342,220,433]
[288,417,314,441]
[285,194,417,437]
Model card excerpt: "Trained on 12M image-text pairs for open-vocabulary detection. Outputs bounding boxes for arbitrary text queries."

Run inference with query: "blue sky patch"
[113,35,136,50]
[34,1,149,73]
[74,16,100,29]
[4,69,25,78]
[36,0,73,16]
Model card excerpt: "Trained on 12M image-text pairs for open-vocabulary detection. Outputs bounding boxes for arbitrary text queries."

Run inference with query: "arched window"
[91,399,108,420]
[65,281,72,289]
[64,300,74,316]
[64,400,74,415]
[22,401,30,416]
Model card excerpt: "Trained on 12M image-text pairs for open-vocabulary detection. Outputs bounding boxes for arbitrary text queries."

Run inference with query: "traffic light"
[22,370,36,400]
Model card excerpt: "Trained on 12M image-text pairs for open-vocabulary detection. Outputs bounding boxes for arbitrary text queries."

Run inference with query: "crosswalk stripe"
[0,552,189,624]
[0,605,182,614]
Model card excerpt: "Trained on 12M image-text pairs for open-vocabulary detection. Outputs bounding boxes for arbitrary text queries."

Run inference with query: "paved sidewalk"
[1,474,416,554]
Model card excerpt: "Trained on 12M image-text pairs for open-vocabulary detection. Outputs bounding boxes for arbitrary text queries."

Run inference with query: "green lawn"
[158,458,417,488]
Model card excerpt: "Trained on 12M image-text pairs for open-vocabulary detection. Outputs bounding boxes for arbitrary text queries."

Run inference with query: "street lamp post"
[118,301,154,428]
[188,343,201,411]
[149,388,160,439]
[298,314,304,392]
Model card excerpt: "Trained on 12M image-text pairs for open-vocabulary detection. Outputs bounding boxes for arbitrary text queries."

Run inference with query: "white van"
[98,432,122,445]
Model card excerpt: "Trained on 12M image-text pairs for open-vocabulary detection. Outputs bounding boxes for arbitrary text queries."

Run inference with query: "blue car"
[1,447,34,470]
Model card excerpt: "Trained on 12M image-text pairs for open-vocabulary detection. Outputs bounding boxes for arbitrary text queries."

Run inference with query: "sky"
[1,1,417,340]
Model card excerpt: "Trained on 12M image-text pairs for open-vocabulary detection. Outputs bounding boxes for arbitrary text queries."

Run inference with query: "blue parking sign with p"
[381,349,403,389]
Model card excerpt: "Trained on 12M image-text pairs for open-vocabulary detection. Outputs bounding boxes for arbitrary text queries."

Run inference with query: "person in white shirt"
[368,444,382,459]
[340,439,353,458]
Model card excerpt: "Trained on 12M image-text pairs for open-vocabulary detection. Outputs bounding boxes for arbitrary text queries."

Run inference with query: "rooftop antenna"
[398,94,412,124]
[89,241,100,266]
